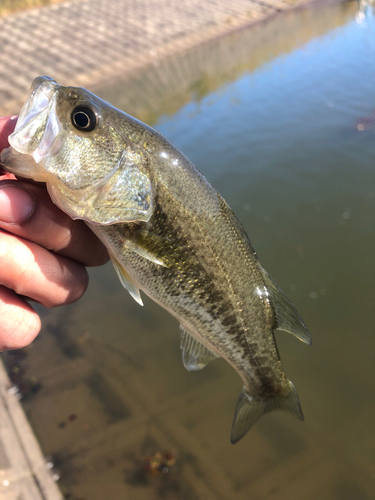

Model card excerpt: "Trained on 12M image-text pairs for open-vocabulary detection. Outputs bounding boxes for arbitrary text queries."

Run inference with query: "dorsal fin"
[110,256,143,306]
[180,326,219,371]
[261,267,312,345]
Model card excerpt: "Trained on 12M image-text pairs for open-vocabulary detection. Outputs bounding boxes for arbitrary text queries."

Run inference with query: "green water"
[7,1,375,498]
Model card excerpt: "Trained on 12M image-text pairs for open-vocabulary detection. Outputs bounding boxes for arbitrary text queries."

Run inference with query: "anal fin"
[261,267,312,345]
[180,325,218,371]
[111,256,143,306]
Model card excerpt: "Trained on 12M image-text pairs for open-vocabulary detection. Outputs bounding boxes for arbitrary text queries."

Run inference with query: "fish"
[0,76,311,443]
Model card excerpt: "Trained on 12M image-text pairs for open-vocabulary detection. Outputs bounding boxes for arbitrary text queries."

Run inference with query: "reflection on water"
[4,1,375,498]
[94,1,355,125]
[356,0,375,22]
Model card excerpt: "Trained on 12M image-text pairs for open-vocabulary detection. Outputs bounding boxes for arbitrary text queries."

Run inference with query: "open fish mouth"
[9,76,63,164]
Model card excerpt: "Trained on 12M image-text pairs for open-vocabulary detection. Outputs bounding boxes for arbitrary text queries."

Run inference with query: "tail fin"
[230,381,304,444]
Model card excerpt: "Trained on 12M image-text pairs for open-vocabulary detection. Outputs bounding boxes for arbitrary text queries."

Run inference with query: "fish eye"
[71,105,97,132]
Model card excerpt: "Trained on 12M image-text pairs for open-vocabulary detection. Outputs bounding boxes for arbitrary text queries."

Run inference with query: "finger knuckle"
[0,234,36,295]
[0,301,41,350]
[58,266,89,306]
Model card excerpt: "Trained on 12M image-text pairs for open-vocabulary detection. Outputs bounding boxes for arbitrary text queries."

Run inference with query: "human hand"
[0,116,109,350]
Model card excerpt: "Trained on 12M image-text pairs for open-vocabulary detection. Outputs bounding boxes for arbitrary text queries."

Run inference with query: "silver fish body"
[0,77,311,443]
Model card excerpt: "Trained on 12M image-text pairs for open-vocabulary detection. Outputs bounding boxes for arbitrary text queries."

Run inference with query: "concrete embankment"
[0,0,312,116]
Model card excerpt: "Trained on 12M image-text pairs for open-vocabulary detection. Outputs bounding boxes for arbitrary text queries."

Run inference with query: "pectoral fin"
[125,239,168,268]
[180,326,218,371]
[262,267,312,345]
[110,256,143,306]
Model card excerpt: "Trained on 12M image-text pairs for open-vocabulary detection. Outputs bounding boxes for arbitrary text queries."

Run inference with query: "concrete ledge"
[0,360,62,500]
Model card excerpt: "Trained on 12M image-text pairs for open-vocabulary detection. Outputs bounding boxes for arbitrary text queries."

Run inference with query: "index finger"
[0,180,109,267]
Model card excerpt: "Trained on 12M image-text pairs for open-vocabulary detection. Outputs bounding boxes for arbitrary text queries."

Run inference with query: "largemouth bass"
[1,76,311,443]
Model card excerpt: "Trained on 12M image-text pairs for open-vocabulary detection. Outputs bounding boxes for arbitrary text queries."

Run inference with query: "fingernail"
[0,116,18,151]
[0,115,17,122]
[0,186,35,223]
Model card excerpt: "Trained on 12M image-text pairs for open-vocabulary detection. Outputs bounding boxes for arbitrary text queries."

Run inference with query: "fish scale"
[0,76,311,443]
[92,184,295,406]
